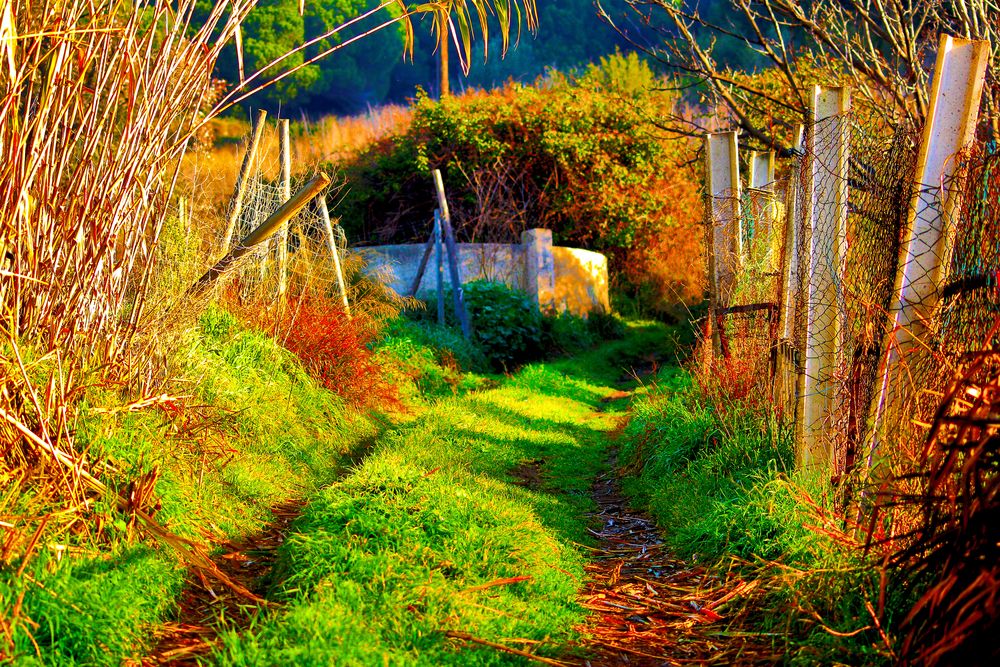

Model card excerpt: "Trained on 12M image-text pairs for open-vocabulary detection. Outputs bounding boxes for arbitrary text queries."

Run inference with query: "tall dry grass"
[1,0,258,516]
[179,105,412,214]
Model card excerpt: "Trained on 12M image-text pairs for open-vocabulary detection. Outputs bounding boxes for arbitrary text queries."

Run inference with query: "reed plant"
[0,0,537,648]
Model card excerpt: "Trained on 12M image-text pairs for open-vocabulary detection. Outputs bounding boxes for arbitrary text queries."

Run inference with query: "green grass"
[1,316,676,666]
[212,321,677,666]
[1,307,382,665]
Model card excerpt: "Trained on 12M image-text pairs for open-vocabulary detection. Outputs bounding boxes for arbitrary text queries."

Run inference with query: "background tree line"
[207,0,638,115]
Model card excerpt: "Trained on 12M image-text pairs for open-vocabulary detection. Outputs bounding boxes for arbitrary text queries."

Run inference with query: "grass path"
[155,322,734,665]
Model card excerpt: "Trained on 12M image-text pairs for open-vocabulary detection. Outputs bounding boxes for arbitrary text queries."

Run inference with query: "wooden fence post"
[799,86,850,471]
[318,197,352,319]
[432,169,471,339]
[190,173,331,295]
[277,118,291,298]
[704,132,741,358]
[434,209,445,324]
[222,109,267,250]
[867,35,989,462]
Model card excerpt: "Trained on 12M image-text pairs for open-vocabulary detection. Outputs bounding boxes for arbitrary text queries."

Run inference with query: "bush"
[330,57,704,315]
[462,281,544,371]
[231,296,399,411]
[411,282,628,371]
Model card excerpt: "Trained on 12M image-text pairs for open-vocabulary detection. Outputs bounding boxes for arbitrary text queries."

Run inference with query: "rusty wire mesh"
[784,113,918,474]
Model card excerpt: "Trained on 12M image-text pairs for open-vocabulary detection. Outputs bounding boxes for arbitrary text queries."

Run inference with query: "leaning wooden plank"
[189,173,331,295]
[407,231,436,297]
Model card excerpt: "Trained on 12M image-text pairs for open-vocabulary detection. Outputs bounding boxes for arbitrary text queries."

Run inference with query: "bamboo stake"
[222,109,267,250]
[318,197,352,318]
[190,173,331,295]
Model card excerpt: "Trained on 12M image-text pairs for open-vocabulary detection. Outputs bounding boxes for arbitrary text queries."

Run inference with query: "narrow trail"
[574,461,766,665]
[140,336,771,665]
[566,382,770,666]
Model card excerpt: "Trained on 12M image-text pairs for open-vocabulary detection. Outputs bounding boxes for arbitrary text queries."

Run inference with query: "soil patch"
[511,458,546,491]
[573,458,772,665]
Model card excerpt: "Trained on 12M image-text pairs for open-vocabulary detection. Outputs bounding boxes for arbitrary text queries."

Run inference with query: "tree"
[602,0,1000,151]
[209,0,540,116]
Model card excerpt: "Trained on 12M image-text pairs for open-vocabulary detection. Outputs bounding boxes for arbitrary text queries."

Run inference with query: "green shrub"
[462,281,543,371]
[380,318,487,373]
[329,65,704,315]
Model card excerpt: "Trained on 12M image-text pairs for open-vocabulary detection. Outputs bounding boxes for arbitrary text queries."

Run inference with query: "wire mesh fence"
[704,111,1000,480]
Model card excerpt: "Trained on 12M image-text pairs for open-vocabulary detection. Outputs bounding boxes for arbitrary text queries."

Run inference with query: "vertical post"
[868,36,989,462]
[431,169,470,338]
[521,228,556,310]
[749,151,775,190]
[277,118,291,298]
[318,197,351,319]
[800,86,850,471]
[772,128,804,423]
[704,132,741,358]
[704,132,742,304]
[434,210,445,325]
[223,109,267,250]
[779,127,805,343]
[749,150,777,269]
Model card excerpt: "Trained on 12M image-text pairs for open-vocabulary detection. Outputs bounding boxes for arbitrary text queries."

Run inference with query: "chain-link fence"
[705,112,999,480]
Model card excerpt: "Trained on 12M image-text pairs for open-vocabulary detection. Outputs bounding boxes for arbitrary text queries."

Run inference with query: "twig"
[443,631,573,667]
[459,575,532,594]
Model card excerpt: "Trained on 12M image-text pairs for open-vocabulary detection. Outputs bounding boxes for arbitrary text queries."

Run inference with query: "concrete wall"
[356,228,609,315]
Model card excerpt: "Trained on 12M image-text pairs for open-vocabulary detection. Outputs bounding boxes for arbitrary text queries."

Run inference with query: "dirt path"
[142,501,302,665]
[570,390,771,665]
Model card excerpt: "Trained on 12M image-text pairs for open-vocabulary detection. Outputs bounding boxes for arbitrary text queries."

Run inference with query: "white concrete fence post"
[867,35,989,463]
[521,228,556,311]
[799,86,850,471]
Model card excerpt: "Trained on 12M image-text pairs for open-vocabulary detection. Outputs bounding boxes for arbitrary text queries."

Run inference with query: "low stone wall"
[357,229,610,315]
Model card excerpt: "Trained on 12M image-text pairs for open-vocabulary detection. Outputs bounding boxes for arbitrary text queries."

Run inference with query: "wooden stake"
[432,169,470,338]
[222,109,267,250]
[408,230,436,297]
[318,197,351,319]
[277,118,291,298]
[435,210,445,325]
[189,173,331,296]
